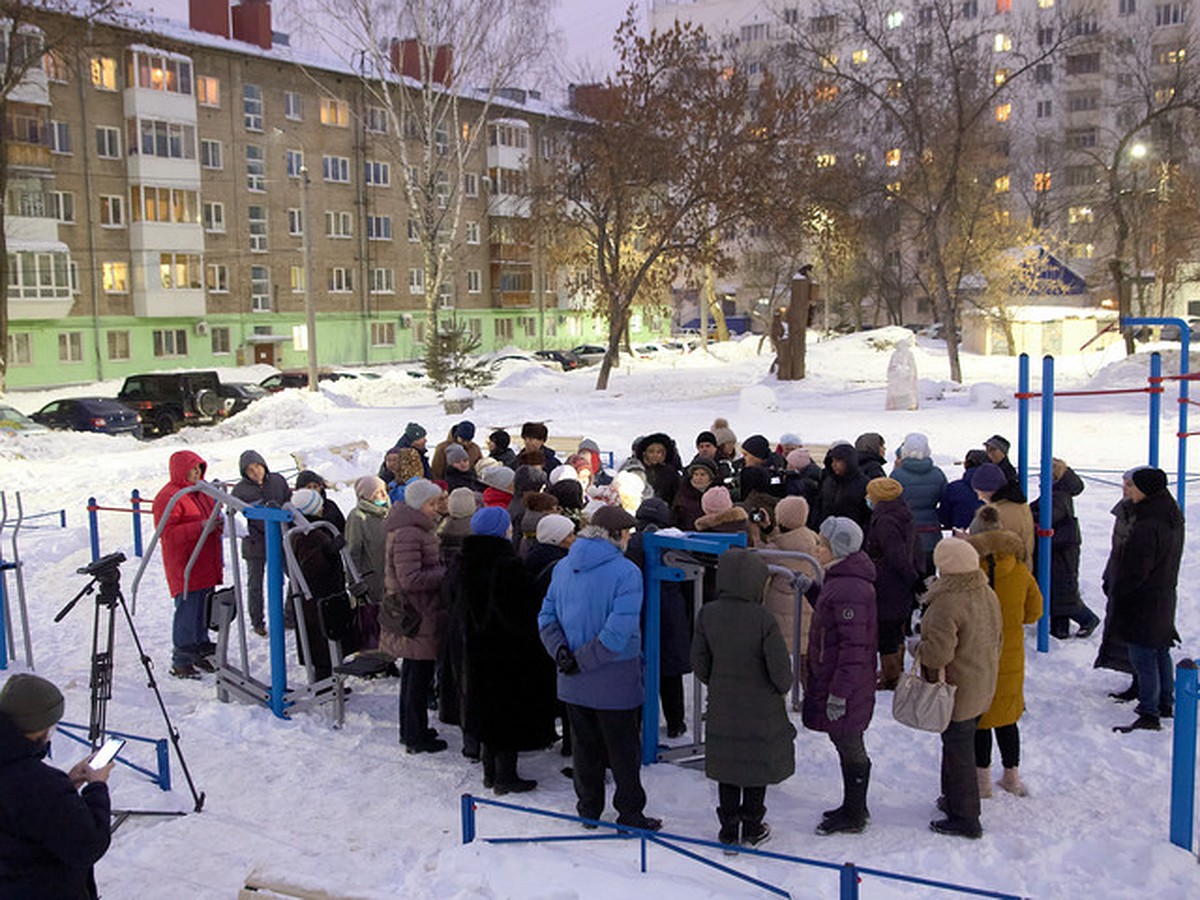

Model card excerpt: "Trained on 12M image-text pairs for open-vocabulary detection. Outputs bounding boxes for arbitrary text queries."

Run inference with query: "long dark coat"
[1096,498,1136,673]
[672,480,706,532]
[1109,490,1184,648]
[231,449,291,560]
[1030,466,1085,618]
[803,551,879,737]
[627,529,692,678]
[459,535,558,750]
[0,715,111,900]
[291,520,347,673]
[811,444,870,530]
[692,549,796,787]
[864,497,921,624]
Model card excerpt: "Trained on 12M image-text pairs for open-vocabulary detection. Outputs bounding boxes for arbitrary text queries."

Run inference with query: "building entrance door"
[253,343,275,366]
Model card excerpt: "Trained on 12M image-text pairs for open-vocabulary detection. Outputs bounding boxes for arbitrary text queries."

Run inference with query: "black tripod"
[56,552,205,820]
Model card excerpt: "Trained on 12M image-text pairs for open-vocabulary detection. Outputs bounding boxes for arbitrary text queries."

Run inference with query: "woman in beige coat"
[764,497,819,671]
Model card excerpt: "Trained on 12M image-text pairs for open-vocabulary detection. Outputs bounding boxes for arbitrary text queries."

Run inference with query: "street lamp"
[274,128,318,392]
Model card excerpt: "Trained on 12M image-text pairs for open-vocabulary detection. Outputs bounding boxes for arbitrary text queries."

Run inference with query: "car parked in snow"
[116,371,230,437]
[0,403,49,437]
[30,397,143,438]
[569,344,609,366]
[218,382,269,415]
[533,349,581,371]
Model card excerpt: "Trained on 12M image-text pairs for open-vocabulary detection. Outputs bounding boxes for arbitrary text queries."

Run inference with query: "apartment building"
[649,0,1200,330]
[3,0,641,389]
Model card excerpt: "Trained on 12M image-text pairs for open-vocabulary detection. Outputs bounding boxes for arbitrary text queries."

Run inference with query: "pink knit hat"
[700,486,733,515]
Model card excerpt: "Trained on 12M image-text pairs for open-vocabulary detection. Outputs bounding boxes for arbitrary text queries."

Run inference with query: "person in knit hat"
[764,495,820,683]
[784,447,822,507]
[695,486,750,535]
[940,449,987,532]
[0,674,114,899]
[1096,467,1148,696]
[712,424,738,462]
[518,422,561,474]
[695,431,719,459]
[442,443,478,493]
[864,477,922,691]
[345,475,390,649]
[430,421,483,480]
[295,469,346,534]
[378,422,431,480]
[673,457,717,531]
[1029,458,1100,640]
[892,432,947,573]
[1110,466,1184,734]
[983,435,1017,485]
[479,465,516,508]
[971,464,1034,568]
[919,537,1003,840]
[488,430,516,467]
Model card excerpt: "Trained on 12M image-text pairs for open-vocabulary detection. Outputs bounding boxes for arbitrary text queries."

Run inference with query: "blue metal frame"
[1169,659,1198,852]
[640,530,746,765]
[1122,317,1190,510]
[459,793,1026,899]
[56,720,172,791]
[243,506,293,719]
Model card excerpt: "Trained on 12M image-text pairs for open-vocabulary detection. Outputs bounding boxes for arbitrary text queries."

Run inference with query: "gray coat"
[692,549,796,787]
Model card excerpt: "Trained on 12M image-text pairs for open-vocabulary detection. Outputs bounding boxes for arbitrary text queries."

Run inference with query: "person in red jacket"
[152,450,224,679]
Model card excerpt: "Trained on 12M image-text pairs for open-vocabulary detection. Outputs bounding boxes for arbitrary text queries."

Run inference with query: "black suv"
[117,371,229,437]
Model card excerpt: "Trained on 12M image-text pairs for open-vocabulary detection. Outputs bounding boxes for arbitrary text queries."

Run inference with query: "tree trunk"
[704,265,729,342]
[1109,258,1136,356]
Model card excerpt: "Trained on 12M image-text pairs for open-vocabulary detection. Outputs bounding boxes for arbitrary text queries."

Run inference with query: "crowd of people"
[133,418,1185,850]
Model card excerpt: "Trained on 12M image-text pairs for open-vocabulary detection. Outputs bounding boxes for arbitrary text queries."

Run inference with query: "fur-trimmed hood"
[695,506,749,531]
[965,528,1027,562]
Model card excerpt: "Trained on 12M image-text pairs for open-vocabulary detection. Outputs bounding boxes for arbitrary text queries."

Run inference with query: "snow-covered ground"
[1,329,1197,899]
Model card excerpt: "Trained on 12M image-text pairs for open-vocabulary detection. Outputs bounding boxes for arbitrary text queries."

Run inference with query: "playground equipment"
[0,490,67,671]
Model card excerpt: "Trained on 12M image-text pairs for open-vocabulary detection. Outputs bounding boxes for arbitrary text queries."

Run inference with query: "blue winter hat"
[471,506,511,538]
[971,463,1007,493]
[455,420,476,441]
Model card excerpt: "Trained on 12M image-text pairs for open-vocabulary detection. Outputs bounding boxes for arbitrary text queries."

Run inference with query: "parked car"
[487,351,560,371]
[259,369,367,392]
[569,344,610,366]
[218,381,269,415]
[30,397,143,438]
[1160,319,1200,342]
[0,403,49,437]
[533,349,581,371]
[116,371,230,437]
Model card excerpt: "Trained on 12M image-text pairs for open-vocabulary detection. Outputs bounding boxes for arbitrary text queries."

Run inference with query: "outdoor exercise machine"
[0,490,66,670]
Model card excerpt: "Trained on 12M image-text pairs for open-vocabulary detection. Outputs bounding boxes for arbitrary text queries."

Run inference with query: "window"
[287,208,303,236]
[1036,99,1053,117]
[251,265,270,311]
[994,67,1009,86]
[1120,0,1137,13]
[328,267,352,292]
[207,264,229,293]
[370,268,395,294]
[152,329,188,358]
[366,215,392,241]
[1068,205,1094,224]
[1038,0,1054,6]
[203,201,225,232]
[319,97,349,127]
[128,186,198,224]
[467,270,481,294]
[996,0,1011,10]
[810,14,838,33]
[201,138,222,169]
[918,5,934,25]
[1156,3,1185,25]
[129,52,192,94]
[57,332,83,363]
[1037,26,1054,48]
[994,174,1010,193]
[102,261,128,292]
[290,265,306,293]
[494,319,514,340]
[1066,53,1101,75]
[325,211,352,238]
[994,33,1012,53]
[284,90,302,120]
[243,84,264,131]
[463,172,478,197]
[197,75,219,106]
[286,148,304,178]
[131,119,196,160]
[885,147,901,166]
[886,10,904,28]
[247,145,265,191]
[106,330,131,361]
[740,23,769,42]
[816,152,837,168]
[48,121,71,154]
[95,126,120,159]
[1066,165,1097,187]
[371,322,396,346]
[365,105,388,133]
[159,253,202,289]
[322,155,350,183]
[995,102,1012,122]
[434,126,449,156]
[1035,64,1052,84]
[409,268,425,294]
[248,206,268,252]
[1157,46,1187,65]
[90,57,117,90]
[1067,91,1098,111]
[51,191,74,223]
[408,219,420,242]
[962,0,978,18]
[852,48,869,65]
[1074,15,1099,35]
[365,160,391,186]
[7,332,32,366]
[1034,171,1052,192]
[43,50,68,83]
[100,195,123,227]
[1067,127,1098,149]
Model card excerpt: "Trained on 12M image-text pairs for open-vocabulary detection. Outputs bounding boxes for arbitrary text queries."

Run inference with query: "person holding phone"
[0,674,114,899]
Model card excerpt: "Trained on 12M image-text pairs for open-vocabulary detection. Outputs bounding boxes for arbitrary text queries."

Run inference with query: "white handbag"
[892,651,957,733]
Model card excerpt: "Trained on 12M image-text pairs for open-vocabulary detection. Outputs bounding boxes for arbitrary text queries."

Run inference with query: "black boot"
[481,745,496,789]
[1109,678,1140,702]
[492,748,536,795]
[817,762,871,835]
[1113,714,1161,733]
[717,806,740,847]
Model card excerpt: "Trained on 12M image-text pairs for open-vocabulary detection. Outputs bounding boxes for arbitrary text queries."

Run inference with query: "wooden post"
[780,273,815,380]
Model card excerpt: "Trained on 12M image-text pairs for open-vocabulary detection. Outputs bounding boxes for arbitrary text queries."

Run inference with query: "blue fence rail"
[56,720,172,791]
[459,794,1027,899]
[1169,659,1199,853]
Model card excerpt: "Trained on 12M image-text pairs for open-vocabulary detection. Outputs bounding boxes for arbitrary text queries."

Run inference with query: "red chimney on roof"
[232,0,273,51]
[190,0,230,38]
[390,39,453,87]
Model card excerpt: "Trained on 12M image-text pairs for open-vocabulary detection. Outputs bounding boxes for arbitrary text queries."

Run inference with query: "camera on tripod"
[77,552,127,579]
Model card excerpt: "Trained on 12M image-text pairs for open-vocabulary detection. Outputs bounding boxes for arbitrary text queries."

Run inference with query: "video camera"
[77,552,127,579]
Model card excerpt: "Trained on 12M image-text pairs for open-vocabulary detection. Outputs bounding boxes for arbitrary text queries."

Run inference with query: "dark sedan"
[219,381,269,414]
[533,349,581,371]
[31,397,143,438]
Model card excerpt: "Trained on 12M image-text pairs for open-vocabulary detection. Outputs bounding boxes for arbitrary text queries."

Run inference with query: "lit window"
[816,153,837,168]
[994,68,1009,86]
[1034,171,1052,192]
[320,97,350,128]
[1068,205,1094,224]
[290,266,306,293]
[886,11,904,28]
[994,175,1010,193]
[821,53,838,69]
[995,102,1012,122]
[885,147,901,166]
[197,75,219,107]
[102,261,128,293]
[90,57,117,90]
[852,49,869,65]
[886,180,902,195]
[994,33,1012,53]
[1038,0,1054,6]
[996,0,1012,11]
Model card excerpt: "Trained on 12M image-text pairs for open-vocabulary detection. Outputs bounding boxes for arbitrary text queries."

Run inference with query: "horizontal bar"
[1014,388,1160,399]
[85,505,153,516]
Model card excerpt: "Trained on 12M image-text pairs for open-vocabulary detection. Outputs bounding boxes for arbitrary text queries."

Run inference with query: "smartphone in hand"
[89,737,125,770]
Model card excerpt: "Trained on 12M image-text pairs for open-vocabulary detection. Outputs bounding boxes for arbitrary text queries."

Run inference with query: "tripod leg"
[89,592,116,746]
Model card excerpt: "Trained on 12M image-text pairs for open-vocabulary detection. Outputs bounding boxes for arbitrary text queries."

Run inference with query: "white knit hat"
[536,514,575,545]
[291,489,323,517]
[404,478,443,510]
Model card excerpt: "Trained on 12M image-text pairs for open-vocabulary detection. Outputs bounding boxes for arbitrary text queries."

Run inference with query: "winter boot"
[717,806,740,848]
[877,650,903,691]
[492,749,536,795]
[1113,714,1161,733]
[929,816,983,839]
[481,746,496,789]
[741,821,772,848]
[998,767,1028,797]
[817,762,871,835]
[976,767,994,799]
[1109,678,1139,702]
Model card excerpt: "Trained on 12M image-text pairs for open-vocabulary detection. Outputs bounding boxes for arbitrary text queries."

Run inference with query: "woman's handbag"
[381,592,423,639]
[892,652,957,733]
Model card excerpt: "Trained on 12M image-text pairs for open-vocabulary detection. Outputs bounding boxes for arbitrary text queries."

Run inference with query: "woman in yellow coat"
[966,506,1043,798]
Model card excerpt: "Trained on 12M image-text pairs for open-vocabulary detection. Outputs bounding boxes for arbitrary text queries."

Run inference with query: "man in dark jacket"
[984,435,1018,486]
[0,675,112,900]
[1111,468,1185,733]
[812,443,871,531]
[231,449,291,636]
[538,505,662,832]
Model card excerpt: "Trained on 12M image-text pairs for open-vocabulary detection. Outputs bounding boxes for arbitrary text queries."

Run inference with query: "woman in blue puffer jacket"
[893,432,948,573]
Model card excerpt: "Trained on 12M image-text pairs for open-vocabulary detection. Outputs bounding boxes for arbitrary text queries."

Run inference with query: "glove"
[555,645,580,675]
[826,694,847,722]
